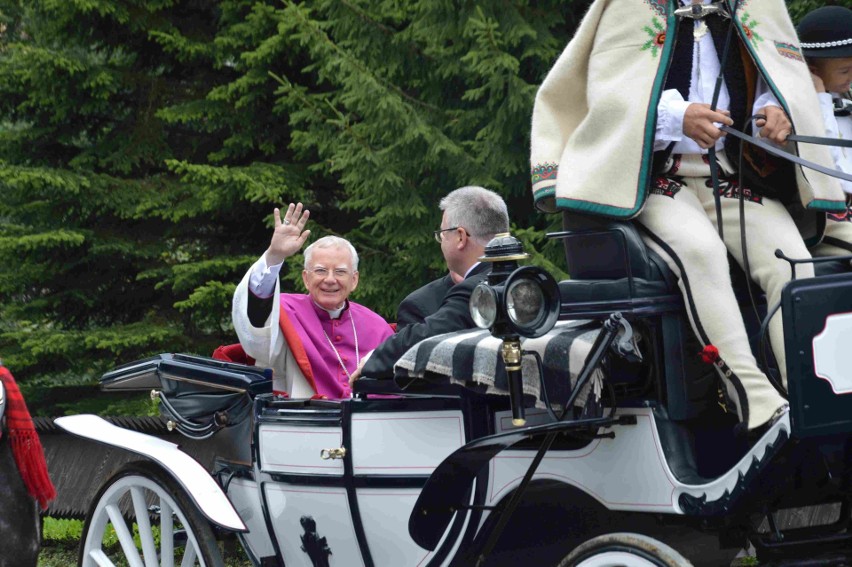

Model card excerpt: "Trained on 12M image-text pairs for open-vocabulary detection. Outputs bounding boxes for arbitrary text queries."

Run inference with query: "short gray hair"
[303,236,359,271]
[439,186,510,246]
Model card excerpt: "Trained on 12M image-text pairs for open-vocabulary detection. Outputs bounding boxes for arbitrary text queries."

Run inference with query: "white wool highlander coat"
[530,0,846,228]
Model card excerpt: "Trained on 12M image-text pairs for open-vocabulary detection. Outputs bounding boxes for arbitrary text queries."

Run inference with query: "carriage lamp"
[470,234,560,338]
[470,234,561,426]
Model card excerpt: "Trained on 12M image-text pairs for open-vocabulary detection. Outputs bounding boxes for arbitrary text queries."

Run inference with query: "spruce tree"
[0,0,817,409]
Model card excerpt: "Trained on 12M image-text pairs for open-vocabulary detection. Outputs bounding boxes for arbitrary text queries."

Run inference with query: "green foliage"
[786,1,846,23]
[0,0,819,408]
[42,518,83,542]
[0,0,578,403]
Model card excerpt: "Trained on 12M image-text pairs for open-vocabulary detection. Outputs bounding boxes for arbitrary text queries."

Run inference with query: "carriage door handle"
[320,448,346,460]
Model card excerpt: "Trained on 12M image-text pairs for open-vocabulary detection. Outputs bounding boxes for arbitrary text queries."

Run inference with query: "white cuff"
[249,254,283,298]
[657,90,689,142]
[654,90,689,151]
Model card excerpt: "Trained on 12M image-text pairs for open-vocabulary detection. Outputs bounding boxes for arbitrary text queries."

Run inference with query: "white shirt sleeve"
[654,89,691,151]
[818,93,841,139]
[233,259,314,396]
[248,253,284,298]
[817,93,852,194]
[752,77,781,117]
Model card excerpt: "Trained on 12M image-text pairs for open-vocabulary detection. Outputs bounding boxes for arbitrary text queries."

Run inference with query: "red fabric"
[700,345,720,364]
[212,344,256,366]
[0,366,56,510]
[212,344,291,396]
[278,306,319,394]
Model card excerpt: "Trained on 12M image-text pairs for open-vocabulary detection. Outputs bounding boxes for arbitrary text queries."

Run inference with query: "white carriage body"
[53,268,852,567]
[252,405,467,566]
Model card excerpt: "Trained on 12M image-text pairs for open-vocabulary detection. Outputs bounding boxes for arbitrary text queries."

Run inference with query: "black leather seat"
[552,214,682,319]
[551,213,706,421]
[552,211,851,421]
[558,213,675,284]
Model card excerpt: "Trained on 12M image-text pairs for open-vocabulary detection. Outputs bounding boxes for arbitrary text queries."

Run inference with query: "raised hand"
[683,103,733,149]
[265,203,311,266]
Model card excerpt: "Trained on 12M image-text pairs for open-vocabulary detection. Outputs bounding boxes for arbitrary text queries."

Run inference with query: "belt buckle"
[673,1,730,21]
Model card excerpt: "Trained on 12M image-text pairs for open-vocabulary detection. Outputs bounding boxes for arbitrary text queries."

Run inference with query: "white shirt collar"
[313,300,345,319]
[463,262,481,279]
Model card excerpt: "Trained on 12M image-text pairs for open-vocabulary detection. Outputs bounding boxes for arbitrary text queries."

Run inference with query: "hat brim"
[803,44,852,59]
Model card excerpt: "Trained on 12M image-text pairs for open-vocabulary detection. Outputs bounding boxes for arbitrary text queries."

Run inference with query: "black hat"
[797,6,852,59]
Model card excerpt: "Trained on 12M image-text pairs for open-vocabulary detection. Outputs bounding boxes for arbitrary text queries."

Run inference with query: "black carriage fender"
[408,414,634,551]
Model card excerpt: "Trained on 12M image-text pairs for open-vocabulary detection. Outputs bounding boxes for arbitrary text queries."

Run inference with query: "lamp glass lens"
[506,278,544,328]
[470,284,498,328]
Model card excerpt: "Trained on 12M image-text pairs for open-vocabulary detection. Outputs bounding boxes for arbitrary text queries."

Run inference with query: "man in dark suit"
[395,271,462,330]
[353,186,510,380]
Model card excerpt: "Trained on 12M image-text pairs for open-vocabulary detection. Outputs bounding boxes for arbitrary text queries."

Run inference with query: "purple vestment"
[279,294,393,399]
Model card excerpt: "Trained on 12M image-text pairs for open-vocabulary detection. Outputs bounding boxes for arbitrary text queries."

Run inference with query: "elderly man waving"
[233,203,393,399]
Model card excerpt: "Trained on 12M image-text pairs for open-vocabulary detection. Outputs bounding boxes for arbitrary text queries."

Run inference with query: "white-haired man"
[233,203,393,398]
[352,186,510,381]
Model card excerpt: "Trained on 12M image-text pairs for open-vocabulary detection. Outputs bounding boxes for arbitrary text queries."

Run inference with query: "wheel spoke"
[106,503,146,567]
[180,544,198,567]
[160,498,175,567]
[84,470,220,567]
[131,487,160,567]
[87,549,118,567]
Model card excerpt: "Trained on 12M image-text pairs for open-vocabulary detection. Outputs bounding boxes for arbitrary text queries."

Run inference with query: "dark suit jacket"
[362,263,491,379]
[396,274,455,330]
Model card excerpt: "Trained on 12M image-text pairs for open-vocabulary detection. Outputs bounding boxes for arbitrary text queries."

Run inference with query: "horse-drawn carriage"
[54,215,852,567]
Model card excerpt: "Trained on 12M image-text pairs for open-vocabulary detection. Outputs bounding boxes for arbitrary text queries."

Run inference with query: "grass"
[39,517,252,566]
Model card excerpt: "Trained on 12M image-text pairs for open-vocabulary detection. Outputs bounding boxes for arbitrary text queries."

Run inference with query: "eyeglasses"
[433,227,469,243]
[307,267,353,279]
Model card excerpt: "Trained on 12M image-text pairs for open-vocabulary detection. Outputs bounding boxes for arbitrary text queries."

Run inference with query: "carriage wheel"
[79,461,224,567]
[557,532,692,567]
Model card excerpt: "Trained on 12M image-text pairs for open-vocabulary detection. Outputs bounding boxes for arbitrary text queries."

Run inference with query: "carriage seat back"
[559,213,675,284]
[554,213,679,311]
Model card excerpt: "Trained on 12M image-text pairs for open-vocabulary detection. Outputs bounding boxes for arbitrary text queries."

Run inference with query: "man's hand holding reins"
[683,103,733,149]
[755,105,792,145]
[266,203,311,266]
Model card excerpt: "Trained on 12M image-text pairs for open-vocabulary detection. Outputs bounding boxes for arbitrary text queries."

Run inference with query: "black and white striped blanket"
[394,320,605,406]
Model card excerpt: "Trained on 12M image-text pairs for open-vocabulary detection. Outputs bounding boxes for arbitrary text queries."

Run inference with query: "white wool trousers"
[637,154,797,430]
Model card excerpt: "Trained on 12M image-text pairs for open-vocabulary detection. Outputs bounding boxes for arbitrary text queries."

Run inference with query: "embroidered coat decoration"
[530,0,846,227]
[233,259,393,399]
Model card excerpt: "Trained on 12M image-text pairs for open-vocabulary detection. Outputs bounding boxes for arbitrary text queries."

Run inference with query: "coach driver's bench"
[553,213,721,426]
[554,210,848,428]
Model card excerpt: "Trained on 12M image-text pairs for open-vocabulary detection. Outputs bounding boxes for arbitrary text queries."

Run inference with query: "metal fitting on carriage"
[500,338,526,426]
[320,447,346,460]
[500,339,522,371]
[150,389,160,400]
